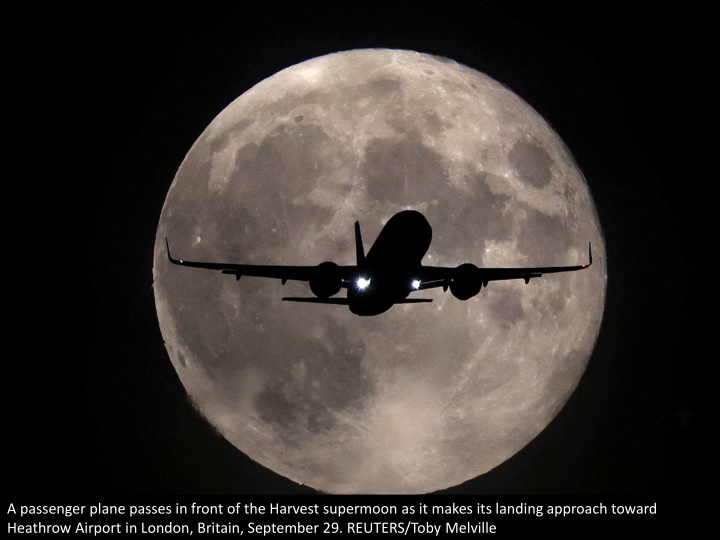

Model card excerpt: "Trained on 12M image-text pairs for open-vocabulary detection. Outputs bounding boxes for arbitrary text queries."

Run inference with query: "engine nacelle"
[450,263,482,300]
[309,261,342,298]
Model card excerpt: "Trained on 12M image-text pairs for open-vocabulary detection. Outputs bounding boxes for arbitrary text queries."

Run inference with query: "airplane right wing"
[165,238,357,286]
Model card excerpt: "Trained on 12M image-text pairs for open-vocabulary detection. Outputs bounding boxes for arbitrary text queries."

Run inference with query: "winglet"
[165,237,183,265]
[355,221,365,265]
[584,242,593,268]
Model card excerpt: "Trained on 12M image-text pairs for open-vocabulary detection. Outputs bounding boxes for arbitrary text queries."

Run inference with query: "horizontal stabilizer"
[417,280,446,291]
[282,297,350,305]
[395,298,432,304]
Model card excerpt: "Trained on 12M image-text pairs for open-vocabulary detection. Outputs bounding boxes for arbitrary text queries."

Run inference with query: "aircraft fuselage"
[348,210,431,316]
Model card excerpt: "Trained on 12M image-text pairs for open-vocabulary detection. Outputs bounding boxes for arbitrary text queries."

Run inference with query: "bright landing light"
[356,277,371,290]
[411,280,421,290]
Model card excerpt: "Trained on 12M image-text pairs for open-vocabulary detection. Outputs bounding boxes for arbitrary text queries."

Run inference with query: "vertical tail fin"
[354,221,365,265]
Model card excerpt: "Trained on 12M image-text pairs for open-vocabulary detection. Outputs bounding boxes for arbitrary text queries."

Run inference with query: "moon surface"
[153,49,606,494]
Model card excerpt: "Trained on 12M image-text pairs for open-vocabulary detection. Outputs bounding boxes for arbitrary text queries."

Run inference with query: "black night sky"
[13,3,709,503]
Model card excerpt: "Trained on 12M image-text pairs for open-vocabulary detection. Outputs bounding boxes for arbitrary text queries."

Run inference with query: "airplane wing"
[165,238,357,285]
[416,243,593,291]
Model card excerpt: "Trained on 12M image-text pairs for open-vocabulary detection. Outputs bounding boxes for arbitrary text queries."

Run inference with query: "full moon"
[153,49,606,494]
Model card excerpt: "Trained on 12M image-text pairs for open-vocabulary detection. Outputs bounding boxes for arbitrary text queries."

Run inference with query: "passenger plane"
[167,210,591,316]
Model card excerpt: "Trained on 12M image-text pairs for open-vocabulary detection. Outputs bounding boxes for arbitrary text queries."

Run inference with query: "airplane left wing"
[416,243,593,291]
[165,238,357,285]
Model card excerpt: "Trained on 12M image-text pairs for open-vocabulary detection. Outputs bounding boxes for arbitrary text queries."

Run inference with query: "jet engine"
[309,261,342,298]
[449,263,482,300]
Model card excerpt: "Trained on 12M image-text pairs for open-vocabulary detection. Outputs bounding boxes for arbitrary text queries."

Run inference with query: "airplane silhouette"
[166,210,592,316]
